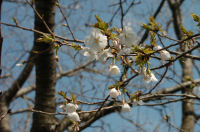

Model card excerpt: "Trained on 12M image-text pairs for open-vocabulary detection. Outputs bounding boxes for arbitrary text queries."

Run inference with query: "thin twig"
[57,2,76,40]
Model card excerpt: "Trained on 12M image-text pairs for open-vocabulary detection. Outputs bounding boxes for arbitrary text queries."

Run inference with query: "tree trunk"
[31,0,57,132]
[168,0,195,132]
[0,98,11,132]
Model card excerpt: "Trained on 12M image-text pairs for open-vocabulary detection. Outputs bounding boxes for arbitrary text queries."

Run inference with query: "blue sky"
[1,0,200,132]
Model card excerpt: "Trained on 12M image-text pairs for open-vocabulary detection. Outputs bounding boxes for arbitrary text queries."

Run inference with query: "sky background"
[1,0,200,132]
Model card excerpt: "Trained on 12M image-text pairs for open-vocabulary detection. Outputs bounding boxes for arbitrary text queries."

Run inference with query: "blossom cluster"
[59,103,80,122]
[82,26,139,76]
[80,24,172,112]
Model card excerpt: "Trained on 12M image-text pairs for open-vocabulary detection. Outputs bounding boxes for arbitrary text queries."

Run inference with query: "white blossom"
[137,100,145,105]
[154,45,171,61]
[118,47,132,56]
[143,69,158,83]
[68,112,81,122]
[109,65,121,75]
[16,63,23,67]
[154,45,162,50]
[81,47,98,61]
[119,26,137,47]
[139,67,146,75]
[59,105,64,109]
[99,49,114,62]
[160,50,171,61]
[133,99,145,106]
[66,103,78,113]
[121,103,131,112]
[109,88,121,98]
[113,39,121,50]
[85,28,107,51]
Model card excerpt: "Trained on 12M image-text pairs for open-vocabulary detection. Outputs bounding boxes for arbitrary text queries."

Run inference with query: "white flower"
[85,28,107,51]
[154,45,162,50]
[109,65,121,75]
[99,49,114,63]
[121,103,131,112]
[66,103,78,113]
[143,70,158,83]
[160,50,171,61]
[118,47,132,56]
[113,39,121,50]
[109,88,121,98]
[139,67,146,75]
[81,47,98,61]
[119,26,137,47]
[133,99,145,106]
[59,105,64,109]
[68,112,81,122]
[16,63,23,67]
[137,100,145,105]
[154,45,171,61]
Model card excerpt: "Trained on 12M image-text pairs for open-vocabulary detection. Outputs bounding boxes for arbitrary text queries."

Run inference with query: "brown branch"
[139,0,166,44]
[148,65,169,94]
[25,0,54,38]
[57,2,76,40]
[3,51,35,104]
[0,22,84,43]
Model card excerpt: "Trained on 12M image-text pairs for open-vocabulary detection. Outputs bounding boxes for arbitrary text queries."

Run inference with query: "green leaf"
[180,25,188,34]
[36,34,55,43]
[143,48,154,54]
[95,14,102,22]
[93,15,109,32]
[58,91,67,99]
[71,93,77,103]
[191,13,200,22]
[149,31,156,46]
[108,85,116,89]
[71,43,82,50]
[141,23,152,31]
[12,17,18,25]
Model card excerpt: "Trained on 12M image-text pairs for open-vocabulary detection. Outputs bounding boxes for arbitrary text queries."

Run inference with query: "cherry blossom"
[85,28,107,51]
[142,68,158,83]
[66,103,78,113]
[81,47,98,61]
[109,65,121,75]
[67,112,81,122]
[121,103,131,112]
[160,50,171,61]
[119,26,137,47]
[154,45,171,61]
[109,88,121,98]
[154,45,162,50]
[99,49,114,63]
[16,63,23,67]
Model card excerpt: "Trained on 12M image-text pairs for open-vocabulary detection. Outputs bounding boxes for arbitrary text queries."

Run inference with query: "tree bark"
[30,0,57,132]
[168,0,195,132]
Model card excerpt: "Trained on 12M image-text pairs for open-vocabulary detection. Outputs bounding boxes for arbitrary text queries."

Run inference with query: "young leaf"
[71,43,82,50]
[191,13,200,22]
[71,93,77,103]
[95,14,102,22]
[36,34,55,43]
[58,91,67,99]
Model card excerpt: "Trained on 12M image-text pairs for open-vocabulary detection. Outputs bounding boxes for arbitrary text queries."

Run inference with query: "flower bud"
[16,63,23,67]
[121,103,131,112]
[68,112,81,122]
[160,50,171,61]
[109,65,121,75]
[109,88,121,98]
[66,103,78,113]
[154,45,162,50]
